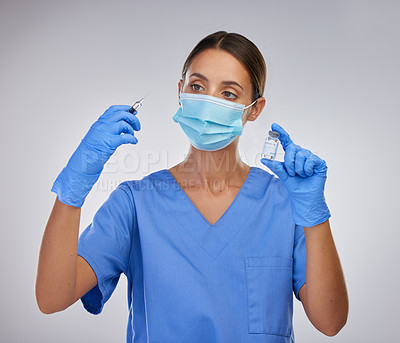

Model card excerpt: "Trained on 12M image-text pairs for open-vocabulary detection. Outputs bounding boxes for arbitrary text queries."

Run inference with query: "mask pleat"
[172,93,245,151]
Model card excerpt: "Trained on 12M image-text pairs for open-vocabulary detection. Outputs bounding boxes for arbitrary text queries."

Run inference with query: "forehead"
[187,49,252,88]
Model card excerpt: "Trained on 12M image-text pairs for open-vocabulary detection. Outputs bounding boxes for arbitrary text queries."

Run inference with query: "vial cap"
[268,130,280,139]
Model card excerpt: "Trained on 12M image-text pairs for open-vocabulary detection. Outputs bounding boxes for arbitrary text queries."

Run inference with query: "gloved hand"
[51,105,140,207]
[261,123,331,227]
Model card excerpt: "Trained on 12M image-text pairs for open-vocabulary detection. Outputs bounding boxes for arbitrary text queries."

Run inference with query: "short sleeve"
[77,182,136,315]
[293,224,307,301]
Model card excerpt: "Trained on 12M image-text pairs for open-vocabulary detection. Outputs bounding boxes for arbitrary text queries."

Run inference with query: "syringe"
[129,93,149,114]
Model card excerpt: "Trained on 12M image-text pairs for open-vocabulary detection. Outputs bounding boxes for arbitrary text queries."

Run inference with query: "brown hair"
[181,31,267,102]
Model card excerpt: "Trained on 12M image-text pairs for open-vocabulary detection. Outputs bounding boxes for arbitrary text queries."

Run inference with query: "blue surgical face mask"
[172,92,258,151]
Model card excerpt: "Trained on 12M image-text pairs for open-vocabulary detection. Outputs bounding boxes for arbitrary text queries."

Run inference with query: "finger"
[111,133,138,147]
[304,154,327,176]
[260,158,289,182]
[304,155,316,176]
[112,110,141,131]
[295,149,312,177]
[271,123,294,151]
[100,105,132,119]
[284,143,302,177]
[112,121,135,136]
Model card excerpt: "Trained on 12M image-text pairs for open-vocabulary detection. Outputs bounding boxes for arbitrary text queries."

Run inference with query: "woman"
[36,31,348,342]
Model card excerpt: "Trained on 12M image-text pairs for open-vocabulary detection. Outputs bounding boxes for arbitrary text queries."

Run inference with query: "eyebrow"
[189,72,244,91]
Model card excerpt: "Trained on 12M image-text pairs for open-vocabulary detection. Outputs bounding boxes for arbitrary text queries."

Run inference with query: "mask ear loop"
[244,98,258,110]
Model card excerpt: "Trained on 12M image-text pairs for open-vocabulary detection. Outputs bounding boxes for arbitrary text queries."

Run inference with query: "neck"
[177,138,250,182]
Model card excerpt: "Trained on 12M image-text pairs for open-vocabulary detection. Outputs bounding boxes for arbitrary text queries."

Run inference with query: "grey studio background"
[1,0,399,342]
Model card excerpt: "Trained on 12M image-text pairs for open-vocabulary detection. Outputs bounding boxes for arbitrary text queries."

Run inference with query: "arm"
[35,197,97,314]
[261,123,349,336]
[298,219,348,336]
[36,105,140,314]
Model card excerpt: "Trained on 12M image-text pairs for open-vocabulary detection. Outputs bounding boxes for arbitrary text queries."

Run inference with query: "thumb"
[261,158,289,182]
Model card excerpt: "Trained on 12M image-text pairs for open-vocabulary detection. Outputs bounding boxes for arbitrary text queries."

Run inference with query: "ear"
[178,79,184,103]
[246,96,266,122]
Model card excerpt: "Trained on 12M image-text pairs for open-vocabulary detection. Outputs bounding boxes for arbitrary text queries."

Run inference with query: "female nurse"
[36,31,348,342]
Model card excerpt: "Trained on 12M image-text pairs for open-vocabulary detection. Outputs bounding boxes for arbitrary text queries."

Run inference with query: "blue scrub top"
[77,167,307,343]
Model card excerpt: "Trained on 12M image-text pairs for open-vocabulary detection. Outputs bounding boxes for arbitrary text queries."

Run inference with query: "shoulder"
[250,166,289,198]
[115,169,175,197]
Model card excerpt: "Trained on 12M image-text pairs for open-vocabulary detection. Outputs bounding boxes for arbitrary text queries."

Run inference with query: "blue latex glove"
[261,123,331,227]
[51,105,140,207]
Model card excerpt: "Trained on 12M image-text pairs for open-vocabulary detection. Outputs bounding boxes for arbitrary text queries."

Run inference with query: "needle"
[129,93,149,114]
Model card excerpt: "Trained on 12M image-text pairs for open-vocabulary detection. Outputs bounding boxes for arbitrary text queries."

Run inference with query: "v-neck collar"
[166,167,254,227]
[161,167,257,259]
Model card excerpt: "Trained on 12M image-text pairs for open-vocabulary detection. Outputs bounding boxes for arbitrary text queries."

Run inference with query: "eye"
[190,83,204,92]
[222,91,237,99]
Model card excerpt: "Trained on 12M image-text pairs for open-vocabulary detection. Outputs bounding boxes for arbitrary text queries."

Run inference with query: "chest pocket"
[245,256,293,336]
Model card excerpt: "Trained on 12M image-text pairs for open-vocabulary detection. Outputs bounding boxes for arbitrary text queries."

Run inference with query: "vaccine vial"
[262,130,280,160]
